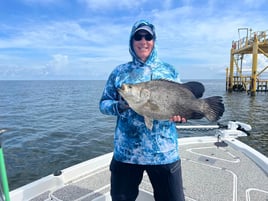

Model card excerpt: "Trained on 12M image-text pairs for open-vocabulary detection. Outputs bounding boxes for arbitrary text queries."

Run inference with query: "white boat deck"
[11,136,268,201]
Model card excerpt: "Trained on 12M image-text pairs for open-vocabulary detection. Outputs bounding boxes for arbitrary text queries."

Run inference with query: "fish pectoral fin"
[144,116,154,130]
[146,100,159,111]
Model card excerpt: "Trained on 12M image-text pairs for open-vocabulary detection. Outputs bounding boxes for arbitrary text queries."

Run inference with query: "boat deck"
[24,137,268,201]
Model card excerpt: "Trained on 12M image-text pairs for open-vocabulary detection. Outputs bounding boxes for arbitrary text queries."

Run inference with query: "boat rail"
[232,29,268,50]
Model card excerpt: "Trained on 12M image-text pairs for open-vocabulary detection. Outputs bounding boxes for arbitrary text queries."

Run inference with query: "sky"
[0,0,267,80]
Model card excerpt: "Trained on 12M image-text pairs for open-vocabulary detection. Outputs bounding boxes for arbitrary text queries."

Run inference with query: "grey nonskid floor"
[31,140,268,201]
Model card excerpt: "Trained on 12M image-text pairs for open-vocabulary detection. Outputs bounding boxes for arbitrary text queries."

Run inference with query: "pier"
[226,28,268,96]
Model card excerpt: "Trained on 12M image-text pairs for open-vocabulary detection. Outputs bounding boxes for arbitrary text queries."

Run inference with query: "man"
[99,20,185,201]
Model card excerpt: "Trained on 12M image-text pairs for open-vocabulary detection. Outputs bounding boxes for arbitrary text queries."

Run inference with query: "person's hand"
[118,98,129,112]
[169,115,187,123]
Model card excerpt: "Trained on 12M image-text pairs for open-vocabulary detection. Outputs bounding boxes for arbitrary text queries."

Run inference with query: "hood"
[129,20,158,65]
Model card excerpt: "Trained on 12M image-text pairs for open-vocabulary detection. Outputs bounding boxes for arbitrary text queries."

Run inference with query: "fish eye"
[128,86,132,89]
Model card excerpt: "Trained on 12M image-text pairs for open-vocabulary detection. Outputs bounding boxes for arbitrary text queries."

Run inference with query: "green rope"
[0,145,10,201]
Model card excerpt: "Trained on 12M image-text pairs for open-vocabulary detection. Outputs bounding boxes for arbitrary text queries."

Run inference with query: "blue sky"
[0,0,267,80]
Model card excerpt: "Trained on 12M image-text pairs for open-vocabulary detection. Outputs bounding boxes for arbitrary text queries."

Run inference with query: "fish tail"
[203,96,225,121]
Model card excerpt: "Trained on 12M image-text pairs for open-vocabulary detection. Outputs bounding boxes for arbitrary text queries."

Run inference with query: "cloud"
[47,54,69,71]
[0,19,130,50]
[244,0,267,8]
[148,2,268,78]
[0,0,267,80]
[79,0,146,10]
[22,0,64,5]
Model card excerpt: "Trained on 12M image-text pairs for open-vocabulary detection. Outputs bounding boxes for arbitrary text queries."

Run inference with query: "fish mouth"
[117,84,126,94]
[117,88,124,97]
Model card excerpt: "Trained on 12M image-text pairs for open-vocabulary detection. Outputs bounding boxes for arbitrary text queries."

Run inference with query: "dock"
[226,28,268,95]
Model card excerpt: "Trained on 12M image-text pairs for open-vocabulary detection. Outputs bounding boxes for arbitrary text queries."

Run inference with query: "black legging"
[110,158,185,201]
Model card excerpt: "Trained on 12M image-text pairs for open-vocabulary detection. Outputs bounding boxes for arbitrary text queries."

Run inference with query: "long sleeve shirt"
[99,20,181,165]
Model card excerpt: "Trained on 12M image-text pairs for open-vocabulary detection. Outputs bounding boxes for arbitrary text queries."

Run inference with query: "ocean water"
[0,80,267,190]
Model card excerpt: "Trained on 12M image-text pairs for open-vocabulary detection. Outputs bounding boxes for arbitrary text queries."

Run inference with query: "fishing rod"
[0,133,10,201]
[176,124,222,130]
[176,121,251,136]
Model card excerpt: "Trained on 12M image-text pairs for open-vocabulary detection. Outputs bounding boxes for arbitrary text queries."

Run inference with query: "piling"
[226,28,268,95]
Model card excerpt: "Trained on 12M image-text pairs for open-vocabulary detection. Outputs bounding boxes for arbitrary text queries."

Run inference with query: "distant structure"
[226,28,268,96]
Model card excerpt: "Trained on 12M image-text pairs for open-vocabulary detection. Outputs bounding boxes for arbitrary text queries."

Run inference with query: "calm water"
[0,80,267,190]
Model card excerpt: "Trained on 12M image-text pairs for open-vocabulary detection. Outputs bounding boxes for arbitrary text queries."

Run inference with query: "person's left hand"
[169,115,187,123]
[118,97,129,112]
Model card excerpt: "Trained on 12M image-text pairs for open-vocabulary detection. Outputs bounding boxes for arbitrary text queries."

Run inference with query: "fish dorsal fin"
[181,81,205,98]
[152,79,205,99]
[152,78,176,84]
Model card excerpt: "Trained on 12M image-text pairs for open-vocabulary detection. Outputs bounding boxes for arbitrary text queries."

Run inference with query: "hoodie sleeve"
[165,62,181,83]
[99,69,121,116]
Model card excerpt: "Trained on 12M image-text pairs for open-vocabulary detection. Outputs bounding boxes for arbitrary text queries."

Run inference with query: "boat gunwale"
[9,136,268,201]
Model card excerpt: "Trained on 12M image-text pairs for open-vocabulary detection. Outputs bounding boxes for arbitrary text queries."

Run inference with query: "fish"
[118,79,225,130]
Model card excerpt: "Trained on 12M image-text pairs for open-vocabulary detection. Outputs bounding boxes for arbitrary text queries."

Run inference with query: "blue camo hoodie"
[99,20,181,165]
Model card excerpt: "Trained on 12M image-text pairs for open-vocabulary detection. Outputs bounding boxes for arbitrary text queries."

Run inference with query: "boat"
[1,121,268,201]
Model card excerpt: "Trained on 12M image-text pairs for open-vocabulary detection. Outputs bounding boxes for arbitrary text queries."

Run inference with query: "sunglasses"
[133,33,153,41]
